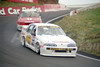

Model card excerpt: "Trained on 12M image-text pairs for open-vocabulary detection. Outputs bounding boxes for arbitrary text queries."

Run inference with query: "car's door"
[25,25,34,45]
[31,26,37,46]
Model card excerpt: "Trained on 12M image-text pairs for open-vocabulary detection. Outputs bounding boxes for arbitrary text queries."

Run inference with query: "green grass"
[55,7,100,56]
[0,1,40,7]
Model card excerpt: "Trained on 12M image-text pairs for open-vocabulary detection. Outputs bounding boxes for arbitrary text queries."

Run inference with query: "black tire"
[22,37,26,47]
[35,42,40,54]
[17,28,21,32]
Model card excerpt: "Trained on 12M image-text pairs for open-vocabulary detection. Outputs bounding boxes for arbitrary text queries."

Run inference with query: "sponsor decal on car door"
[26,35,31,44]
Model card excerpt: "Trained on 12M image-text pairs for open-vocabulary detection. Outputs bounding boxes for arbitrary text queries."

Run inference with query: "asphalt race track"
[0,8,100,67]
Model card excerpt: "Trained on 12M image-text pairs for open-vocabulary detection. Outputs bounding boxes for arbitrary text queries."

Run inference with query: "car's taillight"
[17,22,26,25]
[17,21,21,25]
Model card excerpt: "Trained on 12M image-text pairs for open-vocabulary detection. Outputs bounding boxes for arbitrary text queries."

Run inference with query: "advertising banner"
[0,6,44,16]
[0,4,66,16]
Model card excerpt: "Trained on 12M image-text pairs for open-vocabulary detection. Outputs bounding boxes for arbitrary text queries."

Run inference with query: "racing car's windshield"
[37,26,66,36]
[20,11,40,17]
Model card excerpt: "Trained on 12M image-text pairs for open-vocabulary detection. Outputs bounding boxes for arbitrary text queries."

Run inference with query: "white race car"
[20,23,77,57]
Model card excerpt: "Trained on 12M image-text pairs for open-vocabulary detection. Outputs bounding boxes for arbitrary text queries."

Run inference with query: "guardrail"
[77,3,100,12]
[69,3,100,16]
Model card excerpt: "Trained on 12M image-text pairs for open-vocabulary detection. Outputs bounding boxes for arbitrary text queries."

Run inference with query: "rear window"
[20,11,40,17]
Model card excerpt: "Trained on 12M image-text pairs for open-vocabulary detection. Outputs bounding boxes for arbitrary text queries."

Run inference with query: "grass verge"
[0,1,40,7]
[55,7,100,56]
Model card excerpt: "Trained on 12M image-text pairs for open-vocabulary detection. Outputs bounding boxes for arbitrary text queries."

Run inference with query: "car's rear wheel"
[17,25,22,31]
[21,37,26,47]
[35,42,40,54]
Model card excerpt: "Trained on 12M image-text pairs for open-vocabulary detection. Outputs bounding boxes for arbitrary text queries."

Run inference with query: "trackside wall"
[0,4,67,16]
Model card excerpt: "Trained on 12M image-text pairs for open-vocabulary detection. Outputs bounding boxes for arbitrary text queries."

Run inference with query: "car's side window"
[19,12,23,17]
[27,25,33,33]
[20,12,27,17]
[31,26,36,36]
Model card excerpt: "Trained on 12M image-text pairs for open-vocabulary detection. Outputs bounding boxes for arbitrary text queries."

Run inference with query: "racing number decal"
[26,35,31,44]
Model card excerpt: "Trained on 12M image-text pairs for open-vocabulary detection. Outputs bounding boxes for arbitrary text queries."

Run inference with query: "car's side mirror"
[65,33,68,36]
[31,33,36,36]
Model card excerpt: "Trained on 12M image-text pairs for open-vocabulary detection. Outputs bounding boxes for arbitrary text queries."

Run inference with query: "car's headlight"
[44,43,57,47]
[67,43,76,47]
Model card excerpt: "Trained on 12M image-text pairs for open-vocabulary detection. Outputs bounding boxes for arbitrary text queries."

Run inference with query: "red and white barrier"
[7,0,38,3]
[0,6,44,16]
[0,4,67,16]
[43,4,67,12]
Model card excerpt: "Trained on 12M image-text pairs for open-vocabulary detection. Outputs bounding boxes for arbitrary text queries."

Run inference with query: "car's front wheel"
[35,42,40,54]
[21,37,26,47]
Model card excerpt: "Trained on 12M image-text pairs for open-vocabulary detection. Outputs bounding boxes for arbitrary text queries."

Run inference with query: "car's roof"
[31,23,59,27]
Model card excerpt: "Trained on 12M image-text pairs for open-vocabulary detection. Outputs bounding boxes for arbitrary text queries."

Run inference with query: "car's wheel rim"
[36,45,40,54]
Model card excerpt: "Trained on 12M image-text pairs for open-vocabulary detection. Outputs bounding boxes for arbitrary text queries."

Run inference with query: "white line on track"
[46,12,100,62]
[77,53,100,62]
[46,14,69,23]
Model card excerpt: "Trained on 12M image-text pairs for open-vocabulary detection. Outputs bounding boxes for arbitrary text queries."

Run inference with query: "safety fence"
[69,3,100,16]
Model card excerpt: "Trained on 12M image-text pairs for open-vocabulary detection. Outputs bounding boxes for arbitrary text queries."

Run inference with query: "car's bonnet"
[37,35,76,44]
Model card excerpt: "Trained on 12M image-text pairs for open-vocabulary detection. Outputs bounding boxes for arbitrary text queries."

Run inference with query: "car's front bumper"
[40,46,77,57]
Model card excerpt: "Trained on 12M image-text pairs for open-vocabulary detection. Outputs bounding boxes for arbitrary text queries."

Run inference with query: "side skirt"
[26,42,35,51]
